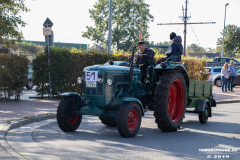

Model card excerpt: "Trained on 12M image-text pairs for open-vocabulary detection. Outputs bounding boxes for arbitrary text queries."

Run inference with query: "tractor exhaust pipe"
[129,46,137,89]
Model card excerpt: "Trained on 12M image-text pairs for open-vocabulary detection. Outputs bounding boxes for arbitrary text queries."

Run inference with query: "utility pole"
[108,0,113,55]
[183,2,188,57]
[221,3,229,57]
[157,0,215,57]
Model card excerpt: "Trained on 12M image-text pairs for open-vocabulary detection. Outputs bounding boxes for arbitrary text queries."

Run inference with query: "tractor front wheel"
[153,71,187,132]
[57,97,82,132]
[117,102,142,138]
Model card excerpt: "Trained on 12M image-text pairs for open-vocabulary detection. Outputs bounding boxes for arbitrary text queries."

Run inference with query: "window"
[213,68,221,72]
[220,59,226,62]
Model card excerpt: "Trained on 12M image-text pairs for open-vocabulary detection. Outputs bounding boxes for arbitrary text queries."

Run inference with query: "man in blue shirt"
[228,61,237,92]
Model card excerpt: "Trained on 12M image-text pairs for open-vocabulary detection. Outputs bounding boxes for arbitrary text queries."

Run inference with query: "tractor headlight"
[77,77,83,84]
[107,79,113,86]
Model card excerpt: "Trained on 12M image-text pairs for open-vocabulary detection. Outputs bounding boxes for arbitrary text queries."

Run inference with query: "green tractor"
[57,45,216,138]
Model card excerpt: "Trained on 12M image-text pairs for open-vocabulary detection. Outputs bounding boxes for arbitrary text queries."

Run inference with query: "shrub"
[0,53,28,100]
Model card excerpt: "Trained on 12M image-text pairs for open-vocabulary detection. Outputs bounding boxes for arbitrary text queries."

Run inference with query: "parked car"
[206,57,240,67]
[213,67,240,87]
[204,67,222,81]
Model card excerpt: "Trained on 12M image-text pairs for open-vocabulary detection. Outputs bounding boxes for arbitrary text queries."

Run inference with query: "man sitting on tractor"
[157,32,183,64]
[134,41,155,82]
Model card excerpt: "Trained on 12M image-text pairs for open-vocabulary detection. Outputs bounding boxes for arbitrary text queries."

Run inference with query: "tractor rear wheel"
[99,116,117,127]
[57,97,82,132]
[117,102,142,138]
[198,104,209,124]
[153,71,187,132]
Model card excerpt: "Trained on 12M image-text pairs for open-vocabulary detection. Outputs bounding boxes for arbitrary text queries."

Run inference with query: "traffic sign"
[43,17,53,27]
[43,27,52,35]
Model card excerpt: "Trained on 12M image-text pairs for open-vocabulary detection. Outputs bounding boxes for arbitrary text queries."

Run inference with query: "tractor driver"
[134,41,155,82]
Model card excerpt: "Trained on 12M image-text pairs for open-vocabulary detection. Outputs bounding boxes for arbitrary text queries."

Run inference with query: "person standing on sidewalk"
[228,61,237,92]
[221,63,230,93]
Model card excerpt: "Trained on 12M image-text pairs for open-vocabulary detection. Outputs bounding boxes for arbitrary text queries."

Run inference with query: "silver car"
[204,67,222,81]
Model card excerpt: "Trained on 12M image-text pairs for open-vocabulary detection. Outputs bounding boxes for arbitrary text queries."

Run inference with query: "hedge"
[0,53,29,100]
[33,48,208,97]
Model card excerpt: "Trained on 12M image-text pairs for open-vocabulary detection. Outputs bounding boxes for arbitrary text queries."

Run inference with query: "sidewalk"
[212,86,240,103]
[0,99,59,122]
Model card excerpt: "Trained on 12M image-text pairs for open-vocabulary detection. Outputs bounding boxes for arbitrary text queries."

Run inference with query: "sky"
[19,0,240,50]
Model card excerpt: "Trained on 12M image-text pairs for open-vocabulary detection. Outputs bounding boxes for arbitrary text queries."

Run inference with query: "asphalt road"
[30,103,240,160]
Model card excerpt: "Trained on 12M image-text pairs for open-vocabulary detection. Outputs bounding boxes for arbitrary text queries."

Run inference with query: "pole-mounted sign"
[43,17,54,99]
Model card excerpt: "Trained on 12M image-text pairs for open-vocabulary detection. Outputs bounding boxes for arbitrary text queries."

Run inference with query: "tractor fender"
[60,92,82,99]
[60,93,83,108]
[122,97,144,116]
[196,99,212,117]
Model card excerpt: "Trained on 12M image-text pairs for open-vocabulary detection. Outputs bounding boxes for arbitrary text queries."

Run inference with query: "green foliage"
[0,53,28,100]
[186,44,206,54]
[13,41,44,54]
[0,0,29,47]
[217,25,240,57]
[82,0,154,51]
[152,41,170,55]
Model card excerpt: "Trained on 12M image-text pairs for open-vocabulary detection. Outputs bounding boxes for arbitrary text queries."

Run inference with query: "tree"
[186,44,206,54]
[0,0,29,47]
[206,47,216,53]
[82,0,154,51]
[217,25,240,57]
[153,41,170,55]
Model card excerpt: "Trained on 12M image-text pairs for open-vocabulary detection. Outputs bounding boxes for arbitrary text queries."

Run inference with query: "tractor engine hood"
[82,64,141,108]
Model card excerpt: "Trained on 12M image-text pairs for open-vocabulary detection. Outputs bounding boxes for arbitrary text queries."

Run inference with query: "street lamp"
[221,3,229,57]
[139,3,148,41]
[139,8,145,41]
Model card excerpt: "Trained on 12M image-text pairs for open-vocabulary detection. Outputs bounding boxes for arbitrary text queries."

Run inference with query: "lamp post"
[139,4,147,41]
[221,3,229,57]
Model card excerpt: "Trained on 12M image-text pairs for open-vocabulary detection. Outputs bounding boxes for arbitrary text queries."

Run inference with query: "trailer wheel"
[99,116,117,127]
[198,104,209,124]
[153,71,187,132]
[57,97,82,132]
[117,102,142,138]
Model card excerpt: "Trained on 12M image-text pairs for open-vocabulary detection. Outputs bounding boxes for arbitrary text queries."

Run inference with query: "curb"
[0,114,56,160]
[216,100,240,104]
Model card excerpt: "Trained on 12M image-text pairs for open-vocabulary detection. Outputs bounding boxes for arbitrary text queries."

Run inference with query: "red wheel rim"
[127,109,139,130]
[67,105,79,125]
[168,79,185,122]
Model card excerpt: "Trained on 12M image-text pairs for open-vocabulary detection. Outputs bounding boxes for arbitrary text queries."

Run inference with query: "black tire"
[198,104,209,124]
[153,71,187,132]
[57,97,82,132]
[215,78,221,87]
[99,116,117,127]
[117,102,142,138]
[26,80,33,89]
